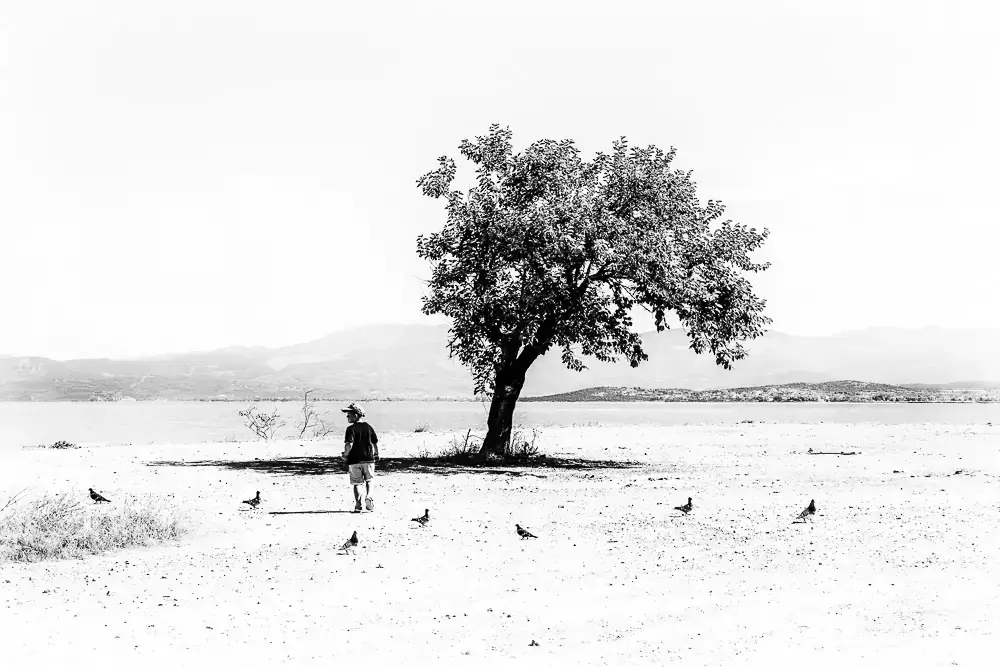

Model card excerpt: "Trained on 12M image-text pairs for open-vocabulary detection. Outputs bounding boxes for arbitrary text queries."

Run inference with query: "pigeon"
[794,499,817,523]
[674,497,693,515]
[89,488,111,503]
[341,531,359,553]
[411,509,430,527]
[241,491,261,509]
[516,524,537,540]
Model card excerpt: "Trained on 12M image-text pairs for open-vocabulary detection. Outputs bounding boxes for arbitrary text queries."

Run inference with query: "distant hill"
[522,381,1000,403]
[1,324,998,401]
[902,381,1000,390]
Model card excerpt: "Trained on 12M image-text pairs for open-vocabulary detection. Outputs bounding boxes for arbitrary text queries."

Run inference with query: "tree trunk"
[480,367,527,457]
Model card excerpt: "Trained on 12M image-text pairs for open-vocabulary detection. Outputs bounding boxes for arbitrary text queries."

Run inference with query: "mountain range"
[1,324,998,401]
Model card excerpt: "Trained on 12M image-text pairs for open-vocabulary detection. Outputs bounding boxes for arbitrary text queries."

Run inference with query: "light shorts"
[349,462,375,486]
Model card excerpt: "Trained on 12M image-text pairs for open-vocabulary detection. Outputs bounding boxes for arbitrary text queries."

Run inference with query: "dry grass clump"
[502,428,542,461]
[435,429,484,462]
[0,490,188,563]
[423,428,543,464]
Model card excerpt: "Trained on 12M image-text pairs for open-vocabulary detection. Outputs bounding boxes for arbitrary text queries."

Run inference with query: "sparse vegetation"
[0,491,187,563]
[239,403,285,440]
[48,440,78,449]
[503,427,542,462]
[416,427,544,464]
[298,390,318,437]
[438,429,485,462]
[294,391,339,439]
[310,418,339,438]
[414,422,431,433]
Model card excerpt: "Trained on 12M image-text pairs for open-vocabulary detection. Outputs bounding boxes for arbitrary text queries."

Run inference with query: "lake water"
[1,401,997,451]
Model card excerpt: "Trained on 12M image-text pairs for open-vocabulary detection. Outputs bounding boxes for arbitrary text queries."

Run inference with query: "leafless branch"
[238,403,285,441]
[298,390,317,438]
[0,487,30,516]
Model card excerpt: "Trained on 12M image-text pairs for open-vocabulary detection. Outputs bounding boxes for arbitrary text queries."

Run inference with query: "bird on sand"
[89,488,111,503]
[411,509,430,527]
[241,491,261,509]
[794,499,817,523]
[516,524,538,540]
[341,531,359,553]
[674,497,693,515]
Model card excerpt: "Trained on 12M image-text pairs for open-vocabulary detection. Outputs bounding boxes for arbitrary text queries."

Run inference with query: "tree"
[416,125,771,456]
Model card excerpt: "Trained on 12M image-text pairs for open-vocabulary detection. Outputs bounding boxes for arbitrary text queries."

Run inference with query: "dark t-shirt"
[344,421,379,465]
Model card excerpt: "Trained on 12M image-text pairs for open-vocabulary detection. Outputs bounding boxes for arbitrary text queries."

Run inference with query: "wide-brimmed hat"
[341,402,365,418]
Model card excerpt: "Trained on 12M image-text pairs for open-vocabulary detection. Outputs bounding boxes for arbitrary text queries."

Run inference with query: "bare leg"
[363,480,374,511]
[352,484,362,510]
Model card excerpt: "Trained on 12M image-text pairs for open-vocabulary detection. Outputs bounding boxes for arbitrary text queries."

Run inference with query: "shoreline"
[3,403,998,454]
[2,397,999,404]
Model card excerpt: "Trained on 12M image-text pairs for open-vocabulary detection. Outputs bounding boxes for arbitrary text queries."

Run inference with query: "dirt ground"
[1,422,998,666]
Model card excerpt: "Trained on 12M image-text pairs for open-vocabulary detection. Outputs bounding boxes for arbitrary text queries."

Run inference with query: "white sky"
[1,0,998,360]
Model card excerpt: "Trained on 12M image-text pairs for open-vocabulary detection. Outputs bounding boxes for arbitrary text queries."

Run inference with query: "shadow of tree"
[267,510,356,515]
[148,455,643,478]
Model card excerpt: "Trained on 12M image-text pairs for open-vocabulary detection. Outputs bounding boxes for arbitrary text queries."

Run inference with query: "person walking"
[340,402,378,512]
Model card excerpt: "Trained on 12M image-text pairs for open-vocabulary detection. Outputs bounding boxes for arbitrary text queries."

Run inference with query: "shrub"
[436,429,483,462]
[414,422,431,433]
[48,440,78,449]
[239,403,285,441]
[501,428,542,462]
[415,428,544,464]
[0,491,188,563]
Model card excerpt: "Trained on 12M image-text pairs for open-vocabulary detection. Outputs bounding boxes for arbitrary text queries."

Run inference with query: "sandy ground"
[1,422,998,666]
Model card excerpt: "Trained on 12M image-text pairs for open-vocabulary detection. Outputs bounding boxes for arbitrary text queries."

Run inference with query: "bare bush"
[0,491,188,563]
[294,390,339,439]
[414,422,430,433]
[297,390,318,437]
[239,403,285,441]
[309,416,339,438]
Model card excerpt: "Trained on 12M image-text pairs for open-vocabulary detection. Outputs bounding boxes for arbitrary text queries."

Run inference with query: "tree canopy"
[416,125,771,452]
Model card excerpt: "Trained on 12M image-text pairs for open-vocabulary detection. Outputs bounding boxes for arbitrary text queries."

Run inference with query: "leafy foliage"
[417,125,771,397]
